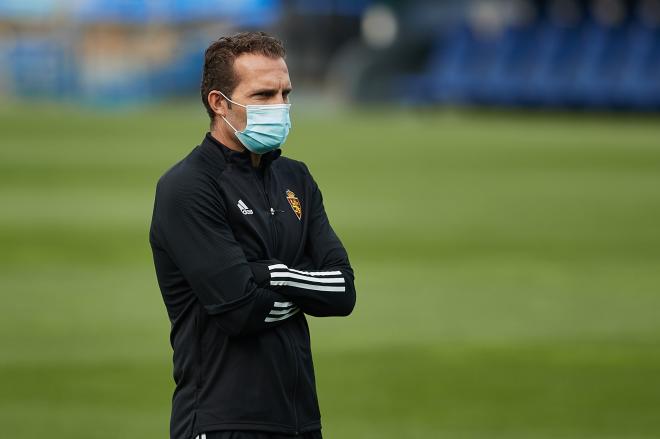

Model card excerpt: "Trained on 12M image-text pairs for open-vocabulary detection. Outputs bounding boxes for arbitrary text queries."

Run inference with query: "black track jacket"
[149,133,356,439]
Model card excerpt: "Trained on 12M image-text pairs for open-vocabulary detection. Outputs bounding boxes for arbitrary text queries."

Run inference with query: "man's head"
[201,31,292,151]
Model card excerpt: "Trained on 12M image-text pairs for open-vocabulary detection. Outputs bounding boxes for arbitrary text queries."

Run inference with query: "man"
[149,32,356,439]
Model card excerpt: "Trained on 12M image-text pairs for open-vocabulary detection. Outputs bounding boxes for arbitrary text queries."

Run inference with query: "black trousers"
[197,431,322,439]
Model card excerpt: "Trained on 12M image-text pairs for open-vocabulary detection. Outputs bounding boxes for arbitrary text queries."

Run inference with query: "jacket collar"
[200,132,281,170]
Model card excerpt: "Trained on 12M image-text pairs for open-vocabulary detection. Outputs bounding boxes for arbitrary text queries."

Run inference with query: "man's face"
[218,53,292,138]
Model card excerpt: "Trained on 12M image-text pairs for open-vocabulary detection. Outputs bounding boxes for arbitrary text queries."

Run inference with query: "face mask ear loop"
[217,91,246,134]
[218,91,246,108]
[221,115,240,133]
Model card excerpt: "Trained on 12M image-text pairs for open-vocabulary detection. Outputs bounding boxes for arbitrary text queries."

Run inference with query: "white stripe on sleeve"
[268,263,289,271]
[270,272,345,284]
[264,307,300,322]
[268,308,297,315]
[287,267,342,276]
[268,263,342,277]
[270,280,346,292]
[273,301,294,308]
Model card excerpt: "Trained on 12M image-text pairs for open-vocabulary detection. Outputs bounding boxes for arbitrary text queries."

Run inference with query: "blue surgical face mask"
[219,91,291,155]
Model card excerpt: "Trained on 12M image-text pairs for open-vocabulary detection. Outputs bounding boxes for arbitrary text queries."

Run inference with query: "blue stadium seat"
[74,0,151,23]
[427,23,502,103]
[74,0,281,25]
[479,21,542,105]
[292,0,371,16]
[523,19,584,106]
[570,20,630,107]
[9,38,77,99]
[148,38,205,97]
[616,23,660,109]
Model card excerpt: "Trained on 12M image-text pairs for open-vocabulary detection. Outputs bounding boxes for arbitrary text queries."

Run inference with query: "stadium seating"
[401,1,660,109]
[1,0,658,109]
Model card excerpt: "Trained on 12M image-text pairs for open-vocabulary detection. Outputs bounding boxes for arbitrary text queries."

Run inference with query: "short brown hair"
[201,31,286,123]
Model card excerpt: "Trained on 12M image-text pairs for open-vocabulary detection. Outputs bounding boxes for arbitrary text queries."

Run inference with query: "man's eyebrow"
[250,87,293,96]
[250,88,278,96]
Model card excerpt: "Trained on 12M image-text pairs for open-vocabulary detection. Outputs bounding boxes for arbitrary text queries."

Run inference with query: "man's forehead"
[234,53,290,90]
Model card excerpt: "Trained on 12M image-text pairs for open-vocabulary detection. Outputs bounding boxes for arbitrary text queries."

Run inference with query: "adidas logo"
[237,199,253,215]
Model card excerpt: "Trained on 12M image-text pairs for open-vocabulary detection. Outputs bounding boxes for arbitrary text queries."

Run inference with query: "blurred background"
[1,0,659,438]
[1,0,659,108]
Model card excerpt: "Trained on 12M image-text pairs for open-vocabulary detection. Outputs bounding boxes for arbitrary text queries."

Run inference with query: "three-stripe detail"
[268,263,346,292]
[264,301,300,322]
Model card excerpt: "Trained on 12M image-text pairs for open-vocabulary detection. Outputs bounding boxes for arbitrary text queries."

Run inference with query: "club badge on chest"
[286,189,302,220]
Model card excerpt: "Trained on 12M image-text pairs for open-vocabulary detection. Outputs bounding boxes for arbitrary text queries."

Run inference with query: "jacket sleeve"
[154,176,300,336]
[251,167,356,317]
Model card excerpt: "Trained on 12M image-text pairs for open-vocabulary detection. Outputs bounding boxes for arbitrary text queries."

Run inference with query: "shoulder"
[155,146,225,210]
[158,145,224,190]
[273,156,319,193]
[273,155,313,179]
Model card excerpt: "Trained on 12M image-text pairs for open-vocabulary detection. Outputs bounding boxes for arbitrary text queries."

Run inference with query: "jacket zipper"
[253,167,278,253]
[253,165,298,433]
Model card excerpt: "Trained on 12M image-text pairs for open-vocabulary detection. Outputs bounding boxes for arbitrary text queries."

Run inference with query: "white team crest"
[237,199,253,215]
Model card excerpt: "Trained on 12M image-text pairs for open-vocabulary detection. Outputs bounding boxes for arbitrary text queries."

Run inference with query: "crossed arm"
[154,173,355,336]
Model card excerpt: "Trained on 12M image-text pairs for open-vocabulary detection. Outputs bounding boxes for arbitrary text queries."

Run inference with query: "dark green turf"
[1,103,659,438]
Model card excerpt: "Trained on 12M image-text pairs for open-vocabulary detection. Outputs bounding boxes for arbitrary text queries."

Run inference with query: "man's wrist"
[249,260,283,287]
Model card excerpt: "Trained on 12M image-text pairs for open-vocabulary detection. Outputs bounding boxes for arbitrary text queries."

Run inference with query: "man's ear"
[208,91,228,117]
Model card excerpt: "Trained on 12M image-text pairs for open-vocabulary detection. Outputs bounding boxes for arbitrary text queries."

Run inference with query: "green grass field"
[1,104,659,438]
